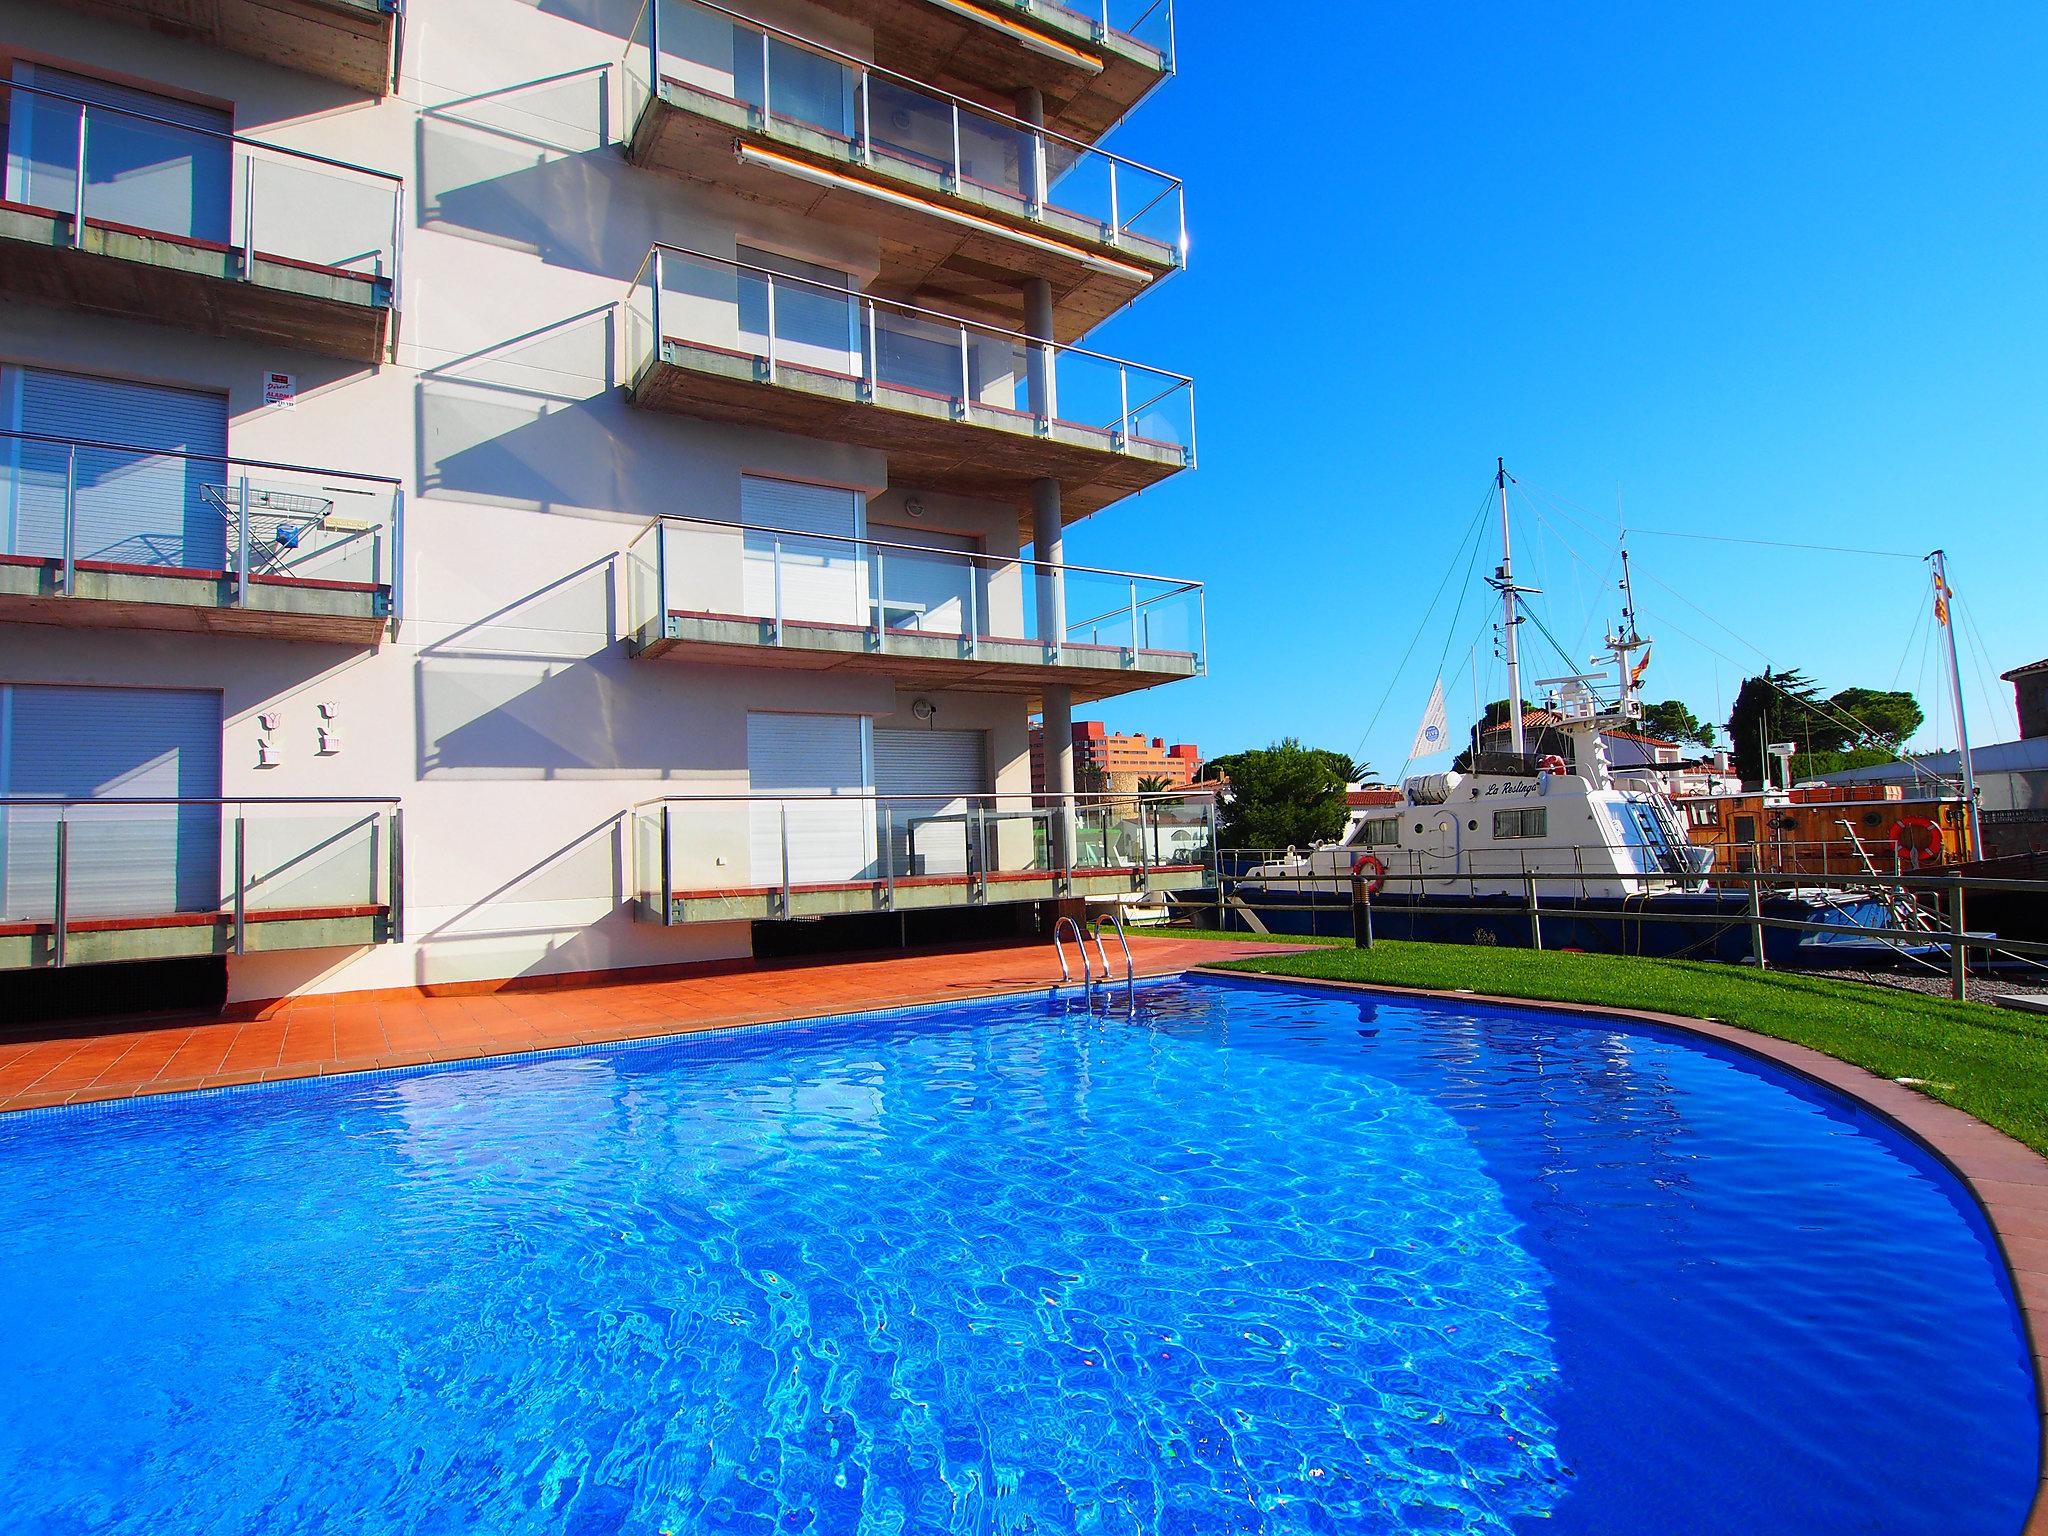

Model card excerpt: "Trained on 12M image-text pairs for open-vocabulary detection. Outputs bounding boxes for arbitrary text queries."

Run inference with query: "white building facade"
[0,0,1204,1007]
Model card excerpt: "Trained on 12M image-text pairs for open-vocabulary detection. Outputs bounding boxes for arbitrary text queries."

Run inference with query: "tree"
[1639,699,1717,749]
[1828,687,1923,748]
[1200,738,1352,849]
[1727,669,1922,784]
[1134,775,1173,794]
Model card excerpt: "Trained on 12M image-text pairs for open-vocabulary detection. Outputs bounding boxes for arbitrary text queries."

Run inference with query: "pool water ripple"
[0,976,2033,1534]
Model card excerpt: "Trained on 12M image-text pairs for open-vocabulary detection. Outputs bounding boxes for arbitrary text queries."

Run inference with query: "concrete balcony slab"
[629,82,1172,343]
[0,906,389,971]
[39,0,398,93]
[629,336,1187,524]
[0,555,391,647]
[0,201,392,362]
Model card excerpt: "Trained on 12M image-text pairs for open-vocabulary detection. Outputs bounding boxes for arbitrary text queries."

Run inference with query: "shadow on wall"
[419,67,670,283]
[413,557,731,780]
[529,0,648,46]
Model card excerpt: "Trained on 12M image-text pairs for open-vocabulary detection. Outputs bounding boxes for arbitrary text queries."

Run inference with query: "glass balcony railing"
[0,428,402,619]
[623,0,1185,265]
[623,513,1204,675]
[1028,0,1176,65]
[0,796,403,967]
[626,244,1196,465]
[632,790,1216,921]
[0,78,402,303]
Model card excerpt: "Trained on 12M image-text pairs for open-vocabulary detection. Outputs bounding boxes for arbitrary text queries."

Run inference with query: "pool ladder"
[1052,906,1136,1015]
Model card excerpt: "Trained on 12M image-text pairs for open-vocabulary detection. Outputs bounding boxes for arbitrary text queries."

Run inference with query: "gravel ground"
[1806,964,2048,1006]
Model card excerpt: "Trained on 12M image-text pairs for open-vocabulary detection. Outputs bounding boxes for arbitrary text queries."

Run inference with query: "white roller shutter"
[746,712,871,886]
[2,366,228,569]
[5,64,232,243]
[874,728,988,876]
[740,475,865,627]
[0,685,223,921]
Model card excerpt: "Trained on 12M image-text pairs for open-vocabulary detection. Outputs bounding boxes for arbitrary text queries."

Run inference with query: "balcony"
[624,514,1203,702]
[41,0,401,95]
[0,430,401,646]
[633,790,1213,923]
[626,245,1193,521]
[0,81,401,362]
[799,0,1175,143]
[623,0,1183,342]
[0,797,401,970]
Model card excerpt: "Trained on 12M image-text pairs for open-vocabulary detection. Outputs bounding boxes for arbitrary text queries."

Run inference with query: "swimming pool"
[0,975,2034,1534]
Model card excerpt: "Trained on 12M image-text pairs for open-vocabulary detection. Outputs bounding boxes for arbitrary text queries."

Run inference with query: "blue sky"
[1060,2,2047,777]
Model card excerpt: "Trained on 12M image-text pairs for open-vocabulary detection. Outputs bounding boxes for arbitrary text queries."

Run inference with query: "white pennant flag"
[1408,676,1450,759]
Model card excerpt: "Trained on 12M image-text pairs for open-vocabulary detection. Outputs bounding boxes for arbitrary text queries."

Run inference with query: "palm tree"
[1135,775,1173,793]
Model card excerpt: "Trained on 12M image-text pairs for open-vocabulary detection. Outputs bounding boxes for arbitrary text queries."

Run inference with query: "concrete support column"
[1016,86,1047,212]
[1021,255,1075,870]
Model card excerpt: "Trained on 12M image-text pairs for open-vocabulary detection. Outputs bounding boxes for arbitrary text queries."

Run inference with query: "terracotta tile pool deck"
[0,937,1277,1114]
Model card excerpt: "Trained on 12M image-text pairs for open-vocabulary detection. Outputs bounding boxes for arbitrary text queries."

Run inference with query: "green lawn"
[1173,933,2048,1155]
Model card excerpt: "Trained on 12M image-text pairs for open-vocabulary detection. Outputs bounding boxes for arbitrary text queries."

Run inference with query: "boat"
[1208,463,1919,965]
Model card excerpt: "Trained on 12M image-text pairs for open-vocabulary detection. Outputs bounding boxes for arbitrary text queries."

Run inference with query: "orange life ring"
[1537,754,1568,775]
[1350,852,1387,896]
[1892,815,1944,869]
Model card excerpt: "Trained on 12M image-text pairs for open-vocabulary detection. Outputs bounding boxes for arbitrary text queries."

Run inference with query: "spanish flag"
[1629,644,1652,687]
[1933,571,1952,628]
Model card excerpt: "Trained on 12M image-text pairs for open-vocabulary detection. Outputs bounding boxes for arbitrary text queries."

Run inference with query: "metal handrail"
[0,796,403,807]
[632,789,1215,810]
[631,511,1200,593]
[634,0,1186,199]
[1,80,404,182]
[633,242,1192,384]
[0,427,402,487]
[1052,914,1091,986]
[1091,904,1136,1012]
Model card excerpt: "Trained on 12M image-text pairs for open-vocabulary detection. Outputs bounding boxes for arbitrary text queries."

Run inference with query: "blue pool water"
[0,976,2035,1534]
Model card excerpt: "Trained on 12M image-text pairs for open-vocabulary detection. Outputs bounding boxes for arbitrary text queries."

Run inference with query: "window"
[1353,818,1399,848]
[1493,808,1547,840]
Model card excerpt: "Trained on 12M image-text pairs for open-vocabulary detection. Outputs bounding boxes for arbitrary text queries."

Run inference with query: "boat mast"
[1930,548,1982,857]
[1495,458,1526,755]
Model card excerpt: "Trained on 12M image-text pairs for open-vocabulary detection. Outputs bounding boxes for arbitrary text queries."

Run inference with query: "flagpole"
[1496,459,1526,755]
[1930,548,1981,857]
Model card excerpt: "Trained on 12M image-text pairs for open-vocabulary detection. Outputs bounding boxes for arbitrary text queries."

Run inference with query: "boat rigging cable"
[1511,474,1968,793]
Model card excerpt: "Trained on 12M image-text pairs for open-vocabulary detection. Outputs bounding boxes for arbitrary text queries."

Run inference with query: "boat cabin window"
[1493,808,1547,840]
[1351,818,1400,848]
[1733,814,1758,843]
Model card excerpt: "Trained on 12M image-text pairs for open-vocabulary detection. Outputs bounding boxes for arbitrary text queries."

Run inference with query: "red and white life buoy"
[1537,754,1568,776]
[1892,816,1944,870]
[1350,852,1387,896]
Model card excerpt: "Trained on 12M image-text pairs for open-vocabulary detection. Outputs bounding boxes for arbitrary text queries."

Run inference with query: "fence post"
[770,533,784,643]
[778,803,791,918]
[241,154,256,278]
[61,445,77,596]
[881,803,894,910]
[1748,877,1767,971]
[658,804,672,927]
[236,475,252,607]
[52,818,68,969]
[1949,873,1968,1001]
[232,814,247,956]
[1525,872,1543,951]
[389,806,405,943]
[72,106,89,237]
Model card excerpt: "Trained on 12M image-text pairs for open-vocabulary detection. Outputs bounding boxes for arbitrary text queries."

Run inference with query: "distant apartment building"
[1030,721,1201,792]
[0,0,1206,1010]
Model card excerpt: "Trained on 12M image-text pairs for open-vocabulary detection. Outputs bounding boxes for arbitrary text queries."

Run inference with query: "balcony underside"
[0,905,389,970]
[630,88,1172,342]
[0,203,391,362]
[631,342,1186,525]
[657,863,1206,924]
[802,0,1167,142]
[0,557,390,646]
[40,0,396,94]
[636,612,1198,704]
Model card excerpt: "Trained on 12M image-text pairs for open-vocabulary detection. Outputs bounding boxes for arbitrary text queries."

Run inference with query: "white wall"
[0,0,1046,999]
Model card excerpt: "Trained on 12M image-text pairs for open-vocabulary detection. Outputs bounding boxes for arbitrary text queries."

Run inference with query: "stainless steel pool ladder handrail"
[1052,915,1092,990]
[1091,905,1136,1014]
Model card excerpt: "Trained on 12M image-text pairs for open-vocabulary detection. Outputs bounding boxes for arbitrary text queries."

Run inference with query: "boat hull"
[1199,887,1925,967]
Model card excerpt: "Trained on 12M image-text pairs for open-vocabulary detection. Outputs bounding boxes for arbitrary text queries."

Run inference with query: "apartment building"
[0,0,1207,1008]
[1029,720,1199,791]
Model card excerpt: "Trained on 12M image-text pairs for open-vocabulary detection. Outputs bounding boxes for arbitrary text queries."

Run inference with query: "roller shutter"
[5,64,232,243]
[1,366,228,569]
[746,712,871,886]
[874,727,988,876]
[740,475,865,627]
[0,685,223,921]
